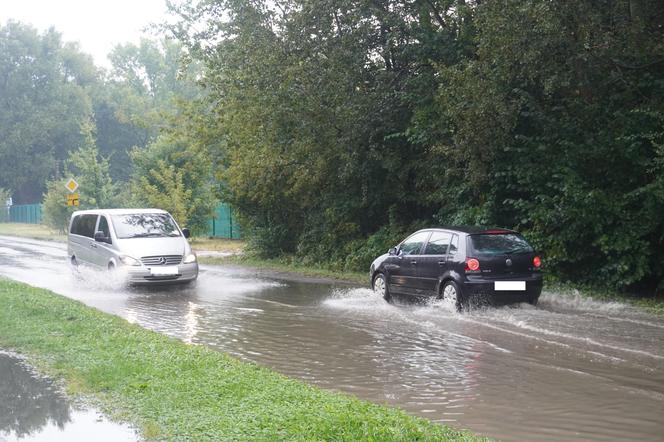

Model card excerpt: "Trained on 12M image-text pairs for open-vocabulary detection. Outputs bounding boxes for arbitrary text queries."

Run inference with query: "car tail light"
[533,256,542,269]
[465,258,480,272]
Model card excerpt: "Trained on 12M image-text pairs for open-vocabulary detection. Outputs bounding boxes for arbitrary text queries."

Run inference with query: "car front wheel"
[372,273,392,303]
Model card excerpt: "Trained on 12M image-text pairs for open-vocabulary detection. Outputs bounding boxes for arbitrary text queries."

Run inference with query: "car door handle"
[90,243,97,248]
[438,260,446,265]
[410,260,417,265]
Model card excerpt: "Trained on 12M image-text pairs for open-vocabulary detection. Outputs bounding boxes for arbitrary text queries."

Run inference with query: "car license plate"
[495,281,526,291]
[150,266,179,276]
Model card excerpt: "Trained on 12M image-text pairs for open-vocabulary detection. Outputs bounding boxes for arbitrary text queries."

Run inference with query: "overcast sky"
[0,0,175,67]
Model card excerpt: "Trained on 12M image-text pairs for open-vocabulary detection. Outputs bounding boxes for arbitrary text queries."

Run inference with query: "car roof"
[71,208,169,216]
[416,226,519,235]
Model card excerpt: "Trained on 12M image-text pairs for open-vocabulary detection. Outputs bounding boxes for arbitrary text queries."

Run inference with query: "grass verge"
[199,254,368,285]
[0,278,483,441]
[0,223,65,241]
[190,237,246,253]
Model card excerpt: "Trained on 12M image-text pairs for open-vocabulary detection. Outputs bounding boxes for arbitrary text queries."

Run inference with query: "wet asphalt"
[0,235,663,441]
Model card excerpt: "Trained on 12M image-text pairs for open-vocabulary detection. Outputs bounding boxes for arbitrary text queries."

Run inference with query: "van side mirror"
[182,228,190,239]
[94,231,111,244]
[388,247,398,256]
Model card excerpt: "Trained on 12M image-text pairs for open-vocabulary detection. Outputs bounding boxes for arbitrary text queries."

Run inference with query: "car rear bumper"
[126,262,199,285]
[462,274,543,304]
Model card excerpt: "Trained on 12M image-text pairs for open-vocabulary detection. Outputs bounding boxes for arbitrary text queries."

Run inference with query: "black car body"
[369,227,543,309]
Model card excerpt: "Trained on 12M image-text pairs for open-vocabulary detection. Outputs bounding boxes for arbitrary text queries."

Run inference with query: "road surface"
[1,235,663,441]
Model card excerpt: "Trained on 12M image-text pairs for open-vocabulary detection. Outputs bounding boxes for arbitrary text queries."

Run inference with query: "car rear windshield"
[111,213,180,239]
[469,233,534,255]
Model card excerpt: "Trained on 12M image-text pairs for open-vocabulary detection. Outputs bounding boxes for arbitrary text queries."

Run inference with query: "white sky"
[0,0,176,68]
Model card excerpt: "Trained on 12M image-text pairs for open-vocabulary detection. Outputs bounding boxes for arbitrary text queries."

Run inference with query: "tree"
[42,122,119,232]
[433,0,664,288]
[169,0,472,260]
[0,21,97,203]
[129,101,216,233]
[167,0,664,291]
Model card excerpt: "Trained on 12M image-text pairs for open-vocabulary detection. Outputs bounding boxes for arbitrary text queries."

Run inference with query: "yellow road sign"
[65,178,79,193]
[66,193,80,206]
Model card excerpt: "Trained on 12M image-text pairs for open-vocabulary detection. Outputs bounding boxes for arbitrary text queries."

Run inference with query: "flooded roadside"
[0,351,136,442]
[0,235,663,441]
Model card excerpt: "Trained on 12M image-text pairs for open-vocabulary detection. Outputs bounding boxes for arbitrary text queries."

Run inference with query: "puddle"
[0,352,137,442]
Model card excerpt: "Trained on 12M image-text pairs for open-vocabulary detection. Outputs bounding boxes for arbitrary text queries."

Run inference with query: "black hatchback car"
[370,227,543,309]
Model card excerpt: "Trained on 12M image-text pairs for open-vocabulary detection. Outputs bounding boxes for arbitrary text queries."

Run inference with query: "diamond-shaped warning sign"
[65,178,79,193]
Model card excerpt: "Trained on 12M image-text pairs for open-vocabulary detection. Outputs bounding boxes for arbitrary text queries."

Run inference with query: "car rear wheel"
[441,280,463,312]
[372,273,392,303]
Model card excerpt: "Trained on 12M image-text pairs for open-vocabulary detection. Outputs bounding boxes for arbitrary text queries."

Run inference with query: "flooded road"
[1,235,663,441]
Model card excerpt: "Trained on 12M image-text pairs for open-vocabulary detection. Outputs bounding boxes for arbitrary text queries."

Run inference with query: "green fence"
[207,203,242,239]
[8,204,43,224]
[3,202,241,239]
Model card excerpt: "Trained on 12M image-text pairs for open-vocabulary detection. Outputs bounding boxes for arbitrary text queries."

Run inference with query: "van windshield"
[111,214,181,239]
[469,233,534,255]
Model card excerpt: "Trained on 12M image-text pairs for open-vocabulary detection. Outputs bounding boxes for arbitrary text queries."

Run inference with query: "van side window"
[77,215,98,238]
[97,216,110,238]
[70,216,80,234]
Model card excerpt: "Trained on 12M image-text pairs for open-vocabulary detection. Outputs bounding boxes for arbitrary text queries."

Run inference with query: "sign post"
[65,178,80,207]
[4,197,11,221]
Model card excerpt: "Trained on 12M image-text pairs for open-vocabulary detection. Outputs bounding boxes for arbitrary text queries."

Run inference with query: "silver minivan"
[68,208,198,284]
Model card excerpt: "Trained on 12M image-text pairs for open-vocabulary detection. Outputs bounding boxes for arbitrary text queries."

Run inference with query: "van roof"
[71,208,169,216]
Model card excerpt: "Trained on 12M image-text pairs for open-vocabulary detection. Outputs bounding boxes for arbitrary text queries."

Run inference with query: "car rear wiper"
[505,247,530,254]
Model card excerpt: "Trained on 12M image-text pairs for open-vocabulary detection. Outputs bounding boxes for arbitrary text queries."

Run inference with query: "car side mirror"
[182,228,190,239]
[94,231,110,244]
[388,247,398,256]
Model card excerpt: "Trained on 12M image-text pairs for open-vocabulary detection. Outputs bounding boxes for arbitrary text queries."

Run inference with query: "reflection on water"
[1,236,664,442]
[0,352,136,442]
[0,353,70,438]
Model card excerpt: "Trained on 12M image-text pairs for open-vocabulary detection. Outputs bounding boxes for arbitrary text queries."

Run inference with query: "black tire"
[527,294,540,306]
[440,280,463,312]
[70,255,82,278]
[108,262,116,272]
[372,273,392,303]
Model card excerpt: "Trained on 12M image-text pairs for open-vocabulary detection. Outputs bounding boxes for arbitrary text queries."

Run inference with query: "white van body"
[67,209,198,284]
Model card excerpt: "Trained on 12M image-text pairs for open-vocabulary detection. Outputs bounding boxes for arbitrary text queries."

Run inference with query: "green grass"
[189,237,246,253]
[0,223,65,241]
[199,254,368,285]
[0,278,484,442]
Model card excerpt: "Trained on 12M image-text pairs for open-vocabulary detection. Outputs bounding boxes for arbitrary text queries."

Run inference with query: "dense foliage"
[2,2,663,292]
[170,0,664,291]
[0,22,96,203]
[0,22,212,231]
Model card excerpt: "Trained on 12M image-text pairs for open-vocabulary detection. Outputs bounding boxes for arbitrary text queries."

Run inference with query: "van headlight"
[183,253,197,264]
[119,255,141,266]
